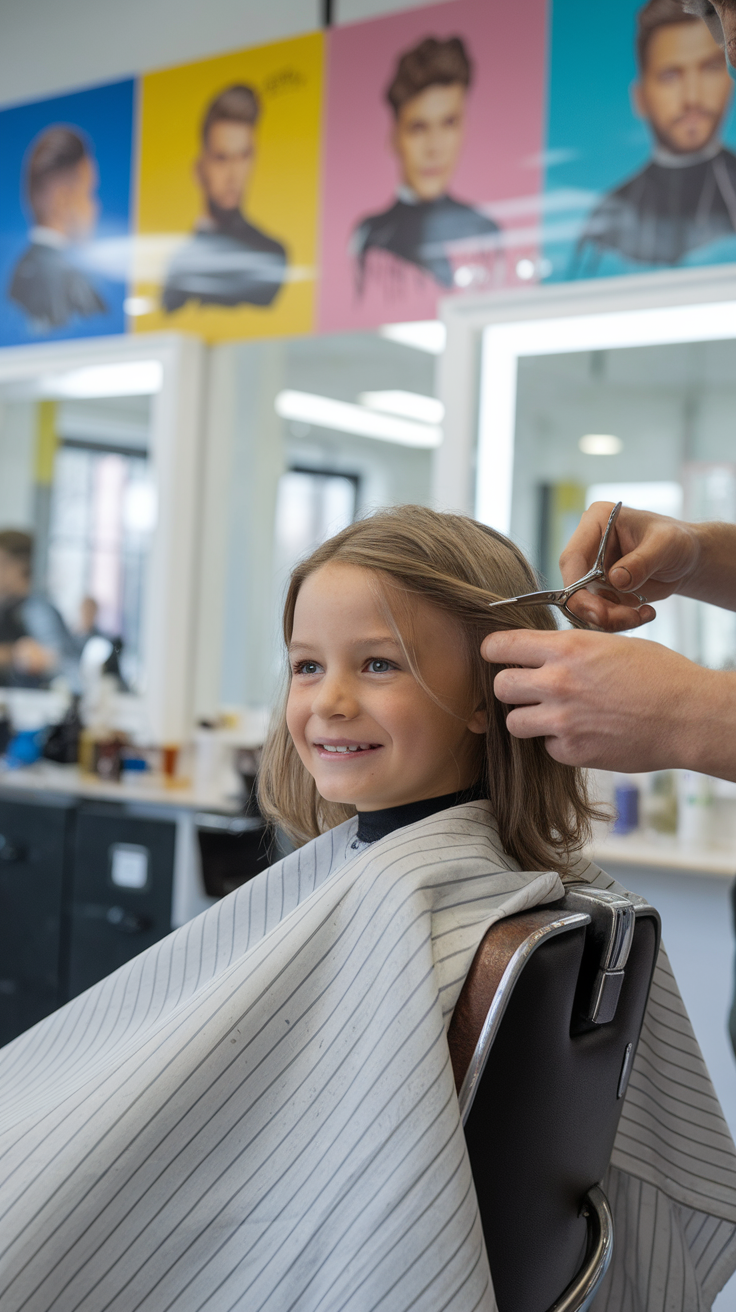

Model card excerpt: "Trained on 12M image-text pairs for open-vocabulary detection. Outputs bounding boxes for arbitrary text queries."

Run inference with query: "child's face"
[286,563,487,812]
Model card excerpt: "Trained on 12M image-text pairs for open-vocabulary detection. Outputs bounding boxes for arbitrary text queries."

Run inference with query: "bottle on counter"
[613,779,640,835]
[42,694,83,765]
[0,699,10,757]
[677,771,714,849]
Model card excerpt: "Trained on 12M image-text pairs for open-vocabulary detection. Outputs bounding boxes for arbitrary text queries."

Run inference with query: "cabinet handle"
[106,906,151,934]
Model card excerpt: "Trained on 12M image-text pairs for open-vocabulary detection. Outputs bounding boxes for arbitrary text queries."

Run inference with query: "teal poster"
[543,0,736,282]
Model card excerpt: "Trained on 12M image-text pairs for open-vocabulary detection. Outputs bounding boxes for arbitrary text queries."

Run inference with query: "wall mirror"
[0,333,204,742]
[437,269,736,674]
[196,324,445,720]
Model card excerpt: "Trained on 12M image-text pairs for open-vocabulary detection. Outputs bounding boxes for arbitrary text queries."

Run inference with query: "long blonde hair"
[259,505,603,872]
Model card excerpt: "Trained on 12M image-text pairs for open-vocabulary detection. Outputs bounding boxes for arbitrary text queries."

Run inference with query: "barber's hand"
[481,628,699,772]
[13,637,56,675]
[560,501,700,631]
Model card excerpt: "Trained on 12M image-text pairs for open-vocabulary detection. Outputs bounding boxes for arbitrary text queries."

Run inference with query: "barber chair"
[448,885,661,1312]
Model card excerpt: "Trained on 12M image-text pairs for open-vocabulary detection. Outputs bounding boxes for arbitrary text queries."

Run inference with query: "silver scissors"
[487,501,647,630]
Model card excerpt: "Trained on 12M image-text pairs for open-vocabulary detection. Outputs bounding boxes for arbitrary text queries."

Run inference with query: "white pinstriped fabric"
[0,801,734,1312]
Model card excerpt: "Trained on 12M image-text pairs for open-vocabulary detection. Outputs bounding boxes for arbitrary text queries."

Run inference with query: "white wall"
[0,0,445,110]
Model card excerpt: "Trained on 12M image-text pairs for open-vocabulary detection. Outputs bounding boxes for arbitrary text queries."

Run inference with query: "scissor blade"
[487,589,565,610]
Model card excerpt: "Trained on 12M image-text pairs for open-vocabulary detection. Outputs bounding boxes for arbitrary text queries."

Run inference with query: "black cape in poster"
[353,194,500,289]
[8,241,106,330]
[162,209,288,311]
[573,146,736,273]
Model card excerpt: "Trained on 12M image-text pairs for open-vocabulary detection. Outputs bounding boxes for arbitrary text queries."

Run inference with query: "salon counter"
[0,760,243,815]
[589,828,736,879]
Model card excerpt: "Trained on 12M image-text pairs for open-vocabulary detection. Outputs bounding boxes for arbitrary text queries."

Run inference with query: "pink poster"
[319,0,547,332]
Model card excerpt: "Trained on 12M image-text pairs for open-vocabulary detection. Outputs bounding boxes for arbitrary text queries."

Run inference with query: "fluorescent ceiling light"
[40,361,163,399]
[378,320,447,354]
[358,390,444,424]
[578,433,622,455]
[275,390,441,448]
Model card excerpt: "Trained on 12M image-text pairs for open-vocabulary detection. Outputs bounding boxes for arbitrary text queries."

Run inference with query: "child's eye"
[293,660,322,676]
[365,658,395,674]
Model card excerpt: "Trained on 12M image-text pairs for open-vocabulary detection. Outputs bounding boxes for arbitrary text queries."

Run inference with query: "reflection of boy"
[8,128,106,330]
[162,85,287,312]
[352,37,501,292]
[575,0,736,273]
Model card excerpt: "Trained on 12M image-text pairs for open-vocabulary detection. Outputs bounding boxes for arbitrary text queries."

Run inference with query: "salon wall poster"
[134,32,323,342]
[544,0,736,281]
[318,0,547,331]
[0,79,135,348]
[1,0,736,349]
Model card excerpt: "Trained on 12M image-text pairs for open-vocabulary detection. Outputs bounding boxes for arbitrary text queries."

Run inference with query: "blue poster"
[0,79,135,346]
[543,0,736,282]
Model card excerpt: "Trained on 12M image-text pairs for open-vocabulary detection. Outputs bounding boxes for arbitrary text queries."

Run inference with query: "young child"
[0,506,734,1312]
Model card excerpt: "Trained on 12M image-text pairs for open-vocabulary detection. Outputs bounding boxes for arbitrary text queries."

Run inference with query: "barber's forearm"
[672,665,736,781]
[685,522,736,611]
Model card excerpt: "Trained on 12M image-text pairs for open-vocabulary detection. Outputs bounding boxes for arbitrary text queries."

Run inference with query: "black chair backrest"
[448,886,660,1312]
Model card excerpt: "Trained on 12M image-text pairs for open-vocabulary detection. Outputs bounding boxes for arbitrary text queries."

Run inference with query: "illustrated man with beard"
[8,127,107,331]
[162,84,287,312]
[352,37,501,293]
[574,0,736,274]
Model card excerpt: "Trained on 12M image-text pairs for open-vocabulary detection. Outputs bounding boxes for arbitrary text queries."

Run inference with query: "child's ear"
[467,704,488,735]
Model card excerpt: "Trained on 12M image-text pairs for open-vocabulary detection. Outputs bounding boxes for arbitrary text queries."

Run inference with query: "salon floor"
[609,864,736,1311]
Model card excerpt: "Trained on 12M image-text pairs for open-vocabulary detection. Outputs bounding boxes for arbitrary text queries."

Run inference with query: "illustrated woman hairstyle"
[259,505,603,873]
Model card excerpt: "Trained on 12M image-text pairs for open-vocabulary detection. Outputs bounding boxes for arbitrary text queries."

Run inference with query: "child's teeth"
[321,744,371,752]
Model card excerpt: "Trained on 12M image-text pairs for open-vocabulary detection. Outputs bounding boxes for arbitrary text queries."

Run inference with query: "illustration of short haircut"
[201,84,261,147]
[26,127,89,220]
[636,0,702,71]
[386,36,472,117]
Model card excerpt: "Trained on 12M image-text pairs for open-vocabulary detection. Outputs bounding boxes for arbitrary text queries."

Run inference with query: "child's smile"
[286,562,487,812]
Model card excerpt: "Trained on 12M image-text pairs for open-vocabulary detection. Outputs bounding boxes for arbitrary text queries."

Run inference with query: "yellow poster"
[133,32,323,340]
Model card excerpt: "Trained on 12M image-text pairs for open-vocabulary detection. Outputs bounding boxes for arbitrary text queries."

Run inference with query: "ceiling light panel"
[39,361,163,399]
[275,390,441,448]
[378,320,447,354]
[578,434,623,455]
[358,390,444,423]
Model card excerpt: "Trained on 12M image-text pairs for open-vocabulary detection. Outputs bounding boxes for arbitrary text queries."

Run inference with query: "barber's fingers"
[560,502,698,599]
[493,665,550,705]
[503,705,560,740]
[606,520,693,593]
[481,628,568,668]
[564,590,657,631]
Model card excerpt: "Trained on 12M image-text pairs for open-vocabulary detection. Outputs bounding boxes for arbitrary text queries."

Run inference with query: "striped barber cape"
[0,801,734,1311]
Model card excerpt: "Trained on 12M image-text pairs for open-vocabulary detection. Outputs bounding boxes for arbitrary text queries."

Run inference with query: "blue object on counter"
[613,784,639,835]
[5,728,46,768]
[121,757,148,773]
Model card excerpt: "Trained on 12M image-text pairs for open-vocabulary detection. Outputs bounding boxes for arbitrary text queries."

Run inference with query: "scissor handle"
[593,501,623,574]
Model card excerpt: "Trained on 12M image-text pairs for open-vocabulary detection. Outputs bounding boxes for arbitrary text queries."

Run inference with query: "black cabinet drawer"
[0,795,74,1046]
[68,805,175,998]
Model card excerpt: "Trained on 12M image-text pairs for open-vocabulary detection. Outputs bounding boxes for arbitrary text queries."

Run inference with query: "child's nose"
[312,671,359,719]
